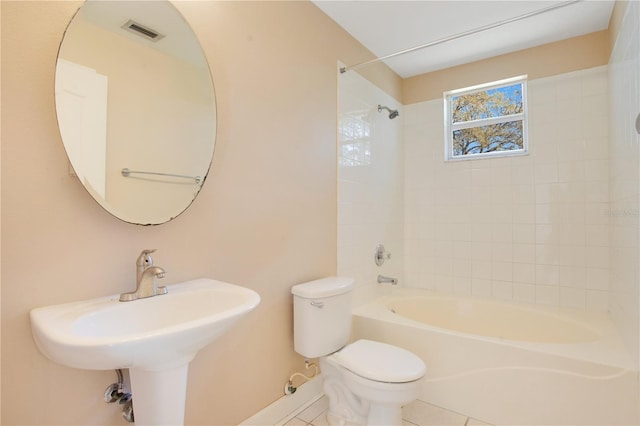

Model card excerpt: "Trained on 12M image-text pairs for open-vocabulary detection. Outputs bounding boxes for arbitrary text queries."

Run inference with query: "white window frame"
[444,75,528,161]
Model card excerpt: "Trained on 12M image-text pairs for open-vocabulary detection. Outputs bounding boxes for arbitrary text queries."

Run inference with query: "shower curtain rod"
[339,0,581,74]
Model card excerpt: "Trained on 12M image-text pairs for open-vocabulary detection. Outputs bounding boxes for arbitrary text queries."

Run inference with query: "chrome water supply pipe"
[284,359,319,395]
[104,369,134,422]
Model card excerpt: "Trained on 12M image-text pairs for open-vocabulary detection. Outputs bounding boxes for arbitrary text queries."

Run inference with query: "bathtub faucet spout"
[377,275,398,285]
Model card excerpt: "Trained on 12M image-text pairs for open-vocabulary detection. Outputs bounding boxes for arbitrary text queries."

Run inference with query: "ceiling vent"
[121,19,165,42]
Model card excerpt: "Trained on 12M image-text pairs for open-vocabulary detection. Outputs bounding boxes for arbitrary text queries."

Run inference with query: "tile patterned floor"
[284,396,493,426]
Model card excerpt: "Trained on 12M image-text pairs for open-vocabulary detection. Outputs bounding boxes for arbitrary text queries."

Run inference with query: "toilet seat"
[333,339,426,383]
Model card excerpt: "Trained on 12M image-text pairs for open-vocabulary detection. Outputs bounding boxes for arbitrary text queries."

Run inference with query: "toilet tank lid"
[291,277,355,298]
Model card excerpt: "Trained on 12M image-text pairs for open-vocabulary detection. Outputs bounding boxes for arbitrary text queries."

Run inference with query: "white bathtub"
[352,289,639,426]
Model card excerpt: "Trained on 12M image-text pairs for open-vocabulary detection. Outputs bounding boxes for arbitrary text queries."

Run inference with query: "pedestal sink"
[30,278,260,425]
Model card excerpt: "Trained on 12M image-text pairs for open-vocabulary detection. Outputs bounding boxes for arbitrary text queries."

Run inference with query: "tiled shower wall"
[609,0,639,367]
[337,69,404,306]
[404,67,611,311]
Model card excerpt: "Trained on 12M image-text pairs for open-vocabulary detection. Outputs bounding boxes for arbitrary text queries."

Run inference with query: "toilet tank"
[291,277,355,359]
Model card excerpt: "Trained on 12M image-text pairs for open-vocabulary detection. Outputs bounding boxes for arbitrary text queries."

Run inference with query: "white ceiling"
[312,0,615,78]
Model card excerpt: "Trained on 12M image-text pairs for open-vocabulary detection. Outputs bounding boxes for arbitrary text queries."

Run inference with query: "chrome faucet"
[374,244,391,266]
[119,249,168,302]
[377,275,398,285]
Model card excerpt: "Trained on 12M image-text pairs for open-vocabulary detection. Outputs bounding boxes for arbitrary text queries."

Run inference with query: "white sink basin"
[30,278,260,370]
[30,278,260,426]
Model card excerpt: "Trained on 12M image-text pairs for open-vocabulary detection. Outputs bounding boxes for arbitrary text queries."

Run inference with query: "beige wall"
[403,30,610,104]
[0,1,399,425]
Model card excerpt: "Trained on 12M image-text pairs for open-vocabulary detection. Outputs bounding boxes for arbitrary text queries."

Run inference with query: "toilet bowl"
[321,339,425,425]
[291,277,426,426]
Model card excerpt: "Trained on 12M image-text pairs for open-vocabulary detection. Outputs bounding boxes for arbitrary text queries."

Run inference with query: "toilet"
[291,277,425,426]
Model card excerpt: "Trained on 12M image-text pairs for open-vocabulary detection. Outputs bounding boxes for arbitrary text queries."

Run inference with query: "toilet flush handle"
[310,301,324,309]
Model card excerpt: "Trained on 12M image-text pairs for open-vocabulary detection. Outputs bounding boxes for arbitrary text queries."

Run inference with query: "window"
[444,76,528,161]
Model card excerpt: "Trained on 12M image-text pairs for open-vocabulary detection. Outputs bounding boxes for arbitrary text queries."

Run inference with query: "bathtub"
[352,289,639,426]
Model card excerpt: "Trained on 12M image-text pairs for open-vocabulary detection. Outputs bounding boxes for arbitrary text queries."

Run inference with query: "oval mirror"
[55,0,216,225]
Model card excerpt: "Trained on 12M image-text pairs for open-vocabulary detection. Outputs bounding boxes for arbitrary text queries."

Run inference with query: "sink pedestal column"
[129,364,189,426]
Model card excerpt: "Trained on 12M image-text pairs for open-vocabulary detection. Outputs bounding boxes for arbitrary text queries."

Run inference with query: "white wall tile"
[435,275,454,293]
[513,282,536,303]
[536,244,561,265]
[535,163,559,183]
[535,183,558,204]
[536,264,560,285]
[585,159,609,181]
[586,290,609,312]
[472,260,492,280]
[513,185,535,204]
[536,285,560,305]
[584,137,609,161]
[560,287,586,309]
[453,276,472,295]
[471,223,492,242]
[586,267,609,291]
[513,263,535,284]
[338,69,404,306]
[492,280,513,300]
[491,225,513,243]
[559,266,586,288]
[559,245,585,267]
[403,67,612,311]
[558,161,585,182]
[472,278,492,297]
[582,67,608,96]
[492,261,513,282]
[585,224,609,246]
[555,73,582,100]
[513,223,535,243]
[512,243,535,264]
[453,259,472,278]
[585,246,609,268]
[558,139,586,162]
[471,242,492,261]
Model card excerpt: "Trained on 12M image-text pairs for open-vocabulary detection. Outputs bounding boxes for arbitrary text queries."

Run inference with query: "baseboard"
[239,375,324,426]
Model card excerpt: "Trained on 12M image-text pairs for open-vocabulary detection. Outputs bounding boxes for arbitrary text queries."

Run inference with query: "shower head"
[378,105,400,120]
